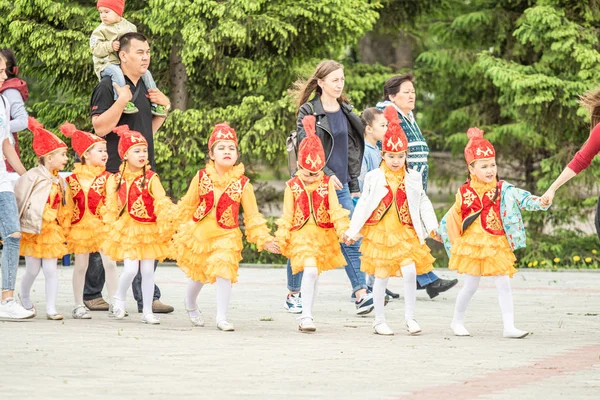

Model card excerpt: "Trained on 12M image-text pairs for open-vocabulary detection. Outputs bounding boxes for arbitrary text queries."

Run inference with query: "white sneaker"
[406,319,421,335]
[451,323,471,336]
[373,321,394,336]
[72,305,92,319]
[503,328,529,339]
[298,317,316,332]
[46,313,64,321]
[185,300,205,327]
[108,304,129,318]
[283,293,302,314]
[141,313,160,325]
[112,306,126,320]
[217,320,235,331]
[0,298,35,320]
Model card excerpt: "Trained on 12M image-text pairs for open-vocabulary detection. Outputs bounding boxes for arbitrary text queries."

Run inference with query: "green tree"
[0,0,379,197]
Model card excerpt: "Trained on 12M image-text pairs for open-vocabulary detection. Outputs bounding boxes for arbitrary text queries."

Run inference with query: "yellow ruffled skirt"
[67,214,106,254]
[101,214,170,262]
[360,222,435,278]
[171,220,243,284]
[21,221,68,259]
[449,221,517,277]
[285,223,346,275]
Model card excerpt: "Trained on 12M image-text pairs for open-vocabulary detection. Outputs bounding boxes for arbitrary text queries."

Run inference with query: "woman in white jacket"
[343,106,441,336]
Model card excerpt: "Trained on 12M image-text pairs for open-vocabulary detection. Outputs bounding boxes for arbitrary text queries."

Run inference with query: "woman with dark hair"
[377,73,458,299]
[284,60,374,316]
[0,49,29,172]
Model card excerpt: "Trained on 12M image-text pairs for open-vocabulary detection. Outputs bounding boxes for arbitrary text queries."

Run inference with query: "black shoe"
[416,281,425,290]
[385,288,400,299]
[425,278,459,299]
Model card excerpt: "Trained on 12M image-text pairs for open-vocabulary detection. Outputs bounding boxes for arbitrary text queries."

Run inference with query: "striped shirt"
[376,101,430,191]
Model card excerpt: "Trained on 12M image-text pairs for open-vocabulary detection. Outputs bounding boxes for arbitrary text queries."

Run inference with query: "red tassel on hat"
[28,117,68,158]
[464,127,495,164]
[59,121,105,158]
[297,115,326,172]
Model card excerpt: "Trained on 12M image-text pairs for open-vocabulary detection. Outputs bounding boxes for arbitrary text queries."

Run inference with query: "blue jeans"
[417,271,439,287]
[101,65,157,102]
[286,183,367,295]
[0,191,21,291]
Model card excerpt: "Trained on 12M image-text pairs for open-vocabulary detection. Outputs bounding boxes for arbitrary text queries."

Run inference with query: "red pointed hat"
[464,127,495,164]
[208,122,238,150]
[97,0,125,17]
[59,121,105,158]
[297,115,326,172]
[113,125,147,159]
[28,117,68,158]
[382,106,409,153]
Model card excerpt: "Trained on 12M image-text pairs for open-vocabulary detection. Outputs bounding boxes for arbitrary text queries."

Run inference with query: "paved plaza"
[1,265,599,399]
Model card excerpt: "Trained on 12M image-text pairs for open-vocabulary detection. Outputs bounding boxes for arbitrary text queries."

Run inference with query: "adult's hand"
[148,89,170,108]
[113,83,132,104]
[330,175,343,190]
[540,188,555,208]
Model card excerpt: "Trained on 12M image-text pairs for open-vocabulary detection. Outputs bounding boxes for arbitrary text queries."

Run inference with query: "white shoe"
[298,317,316,332]
[18,294,36,317]
[108,304,129,318]
[217,320,235,331]
[373,321,394,336]
[112,306,126,320]
[283,293,303,314]
[185,300,205,327]
[141,313,160,325]
[72,305,92,319]
[0,298,35,320]
[451,323,471,336]
[406,319,421,335]
[46,313,64,321]
[503,328,529,339]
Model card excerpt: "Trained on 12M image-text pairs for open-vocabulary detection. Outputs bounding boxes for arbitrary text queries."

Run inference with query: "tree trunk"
[358,30,414,70]
[169,42,188,110]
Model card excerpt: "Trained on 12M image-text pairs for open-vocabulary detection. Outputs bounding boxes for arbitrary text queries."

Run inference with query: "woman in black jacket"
[283,60,373,316]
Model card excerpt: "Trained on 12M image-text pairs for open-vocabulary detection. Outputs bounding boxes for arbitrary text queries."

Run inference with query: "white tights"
[185,277,232,323]
[114,259,155,315]
[373,262,417,323]
[20,257,59,315]
[452,274,517,331]
[300,267,319,320]
[72,252,118,306]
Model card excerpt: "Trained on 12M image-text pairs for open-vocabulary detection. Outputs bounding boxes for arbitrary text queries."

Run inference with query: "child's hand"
[342,233,358,245]
[264,241,281,254]
[540,188,554,208]
[112,41,120,52]
[431,231,443,243]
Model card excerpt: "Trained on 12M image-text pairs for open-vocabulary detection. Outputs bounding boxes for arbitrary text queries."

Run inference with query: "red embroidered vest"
[288,175,334,231]
[459,181,504,236]
[67,171,111,224]
[365,181,412,226]
[115,170,157,223]
[192,169,250,230]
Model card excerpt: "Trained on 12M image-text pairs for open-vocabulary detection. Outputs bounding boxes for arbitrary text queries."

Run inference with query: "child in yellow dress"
[275,115,350,333]
[438,127,549,339]
[16,117,73,320]
[343,106,440,336]
[172,122,278,331]
[101,125,173,325]
[59,122,118,319]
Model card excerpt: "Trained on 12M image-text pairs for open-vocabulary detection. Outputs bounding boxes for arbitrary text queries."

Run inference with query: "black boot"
[425,278,459,299]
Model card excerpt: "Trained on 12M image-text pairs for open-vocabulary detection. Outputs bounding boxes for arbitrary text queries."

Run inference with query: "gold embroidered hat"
[113,125,148,159]
[382,106,409,153]
[297,115,325,172]
[59,121,105,158]
[208,122,238,149]
[464,127,495,164]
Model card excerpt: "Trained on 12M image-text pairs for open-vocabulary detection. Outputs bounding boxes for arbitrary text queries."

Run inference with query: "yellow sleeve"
[173,173,200,228]
[445,192,463,246]
[275,185,294,257]
[150,175,176,237]
[327,178,350,238]
[102,174,119,224]
[241,182,273,251]
[58,181,74,231]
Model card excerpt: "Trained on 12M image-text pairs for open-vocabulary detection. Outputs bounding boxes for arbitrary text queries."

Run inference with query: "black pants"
[84,252,161,310]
